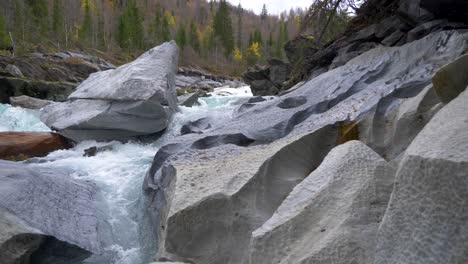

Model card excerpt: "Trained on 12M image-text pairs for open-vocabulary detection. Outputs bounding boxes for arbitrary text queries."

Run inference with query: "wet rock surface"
[0,160,110,256]
[0,132,72,161]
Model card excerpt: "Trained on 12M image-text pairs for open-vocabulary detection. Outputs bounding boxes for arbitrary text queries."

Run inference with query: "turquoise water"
[0,104,50,132]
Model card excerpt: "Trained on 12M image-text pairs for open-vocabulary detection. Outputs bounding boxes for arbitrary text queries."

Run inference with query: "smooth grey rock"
[4,64,24,78]
[0,211,44,264]
[432,53,468,103]
[0,160,110,254]
[375,89,468,264]
[70,41,178,105]
[41,99,168,142]
[10,95,52,109]
[359,85,442,160]
[180,118,212,135]
[41,42,179,142]
[178,93,201,107]
[146,31,468,264]
[249,141,395,264]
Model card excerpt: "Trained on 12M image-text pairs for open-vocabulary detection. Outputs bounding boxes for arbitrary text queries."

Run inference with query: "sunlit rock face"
[145,31,468,264]
[40,41,179,142]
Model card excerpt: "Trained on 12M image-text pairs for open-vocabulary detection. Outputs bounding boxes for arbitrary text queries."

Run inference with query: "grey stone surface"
[0,210,44,264]
[0,160,110,254]
[432,53,468,103]
[375,89,468,264]
[69,41,178,104]
[359,85,442,160]
[144,31,468,264]
[4,64,24,78]
[249,141,395,264]
[40,41,180,142]
[10,95,52,109]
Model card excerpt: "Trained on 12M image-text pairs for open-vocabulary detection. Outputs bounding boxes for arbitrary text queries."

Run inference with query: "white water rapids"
[0,87,252,263]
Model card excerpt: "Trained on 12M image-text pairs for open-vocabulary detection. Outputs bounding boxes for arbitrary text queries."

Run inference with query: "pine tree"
[79,0,93,44]
[161,15,171,42]
[237,3,243,50]
[97,7,106,50]
[275,21,284,58]
[117,0,144,50]
[261,4,268,21]
[0,14,10,49]
[52,0,64,42]
[13,0,25,43]
[176,23,187,50]
[27,0,48,37]
[213,0,234,57]
[151,8,162,43]
[189,21,201,53]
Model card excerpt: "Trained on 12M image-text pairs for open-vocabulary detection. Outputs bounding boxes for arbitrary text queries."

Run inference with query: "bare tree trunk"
[8,32,15,56]
[317,0,344,45]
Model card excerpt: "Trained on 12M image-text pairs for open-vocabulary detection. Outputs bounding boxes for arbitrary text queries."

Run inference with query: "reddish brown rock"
[0,132,72,161]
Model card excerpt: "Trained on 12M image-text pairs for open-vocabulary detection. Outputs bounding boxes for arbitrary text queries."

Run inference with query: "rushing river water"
[0,87,252,263]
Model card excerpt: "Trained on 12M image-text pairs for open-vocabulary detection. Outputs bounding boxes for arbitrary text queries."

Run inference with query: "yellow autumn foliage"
[247,42,261,58]
[233,47,243,62]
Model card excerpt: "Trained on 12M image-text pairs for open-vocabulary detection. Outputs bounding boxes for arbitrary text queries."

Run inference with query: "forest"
[0,0,351,75]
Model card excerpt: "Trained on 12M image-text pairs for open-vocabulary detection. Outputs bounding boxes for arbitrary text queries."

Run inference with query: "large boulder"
[40,41,179,142]
[249,141,395,264]
[0,160,110,255]
[145,31,468,263]
[0,132,71,161]
[375,88,468,263]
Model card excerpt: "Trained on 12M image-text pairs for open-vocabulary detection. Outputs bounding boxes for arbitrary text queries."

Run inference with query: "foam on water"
[2,87,252,263]
[0,104,50,132]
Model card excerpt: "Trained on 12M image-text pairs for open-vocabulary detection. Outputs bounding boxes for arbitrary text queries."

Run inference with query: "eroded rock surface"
[249,141,395,264]
[375,89,468,264]
[0,160,110,254]
[145,31,468,263]
[40,41,179,142]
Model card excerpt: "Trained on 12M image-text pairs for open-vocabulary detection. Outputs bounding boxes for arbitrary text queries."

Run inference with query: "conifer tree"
[176,23,187,50]
[261,4,268,21]
[13,0,25,43]
[27,0,48,37]
[79,0,93,44]
[0,15,10,49]
[161,15,171,42]
[189,21,201,53]
[52,0,64,42]
[237,3,243,50]
[117,0,144,49]
[213,0,234,56]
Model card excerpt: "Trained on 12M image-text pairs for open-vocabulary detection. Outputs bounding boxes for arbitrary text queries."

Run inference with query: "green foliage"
[161,15,171,42]
[249,29,263,46]
[0,15,10,49]
[79,0,93,43]
[26,0,48,37]
[52,0,64,38]
[13,0,24,42]
[236,3,243,50]
[117,0,144,50]
[176,23,187,50]
[97,7,106,50]
[189,21,201,53]
[274,20,289,58]
[213,0,234,57]
[261,4,268,21]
